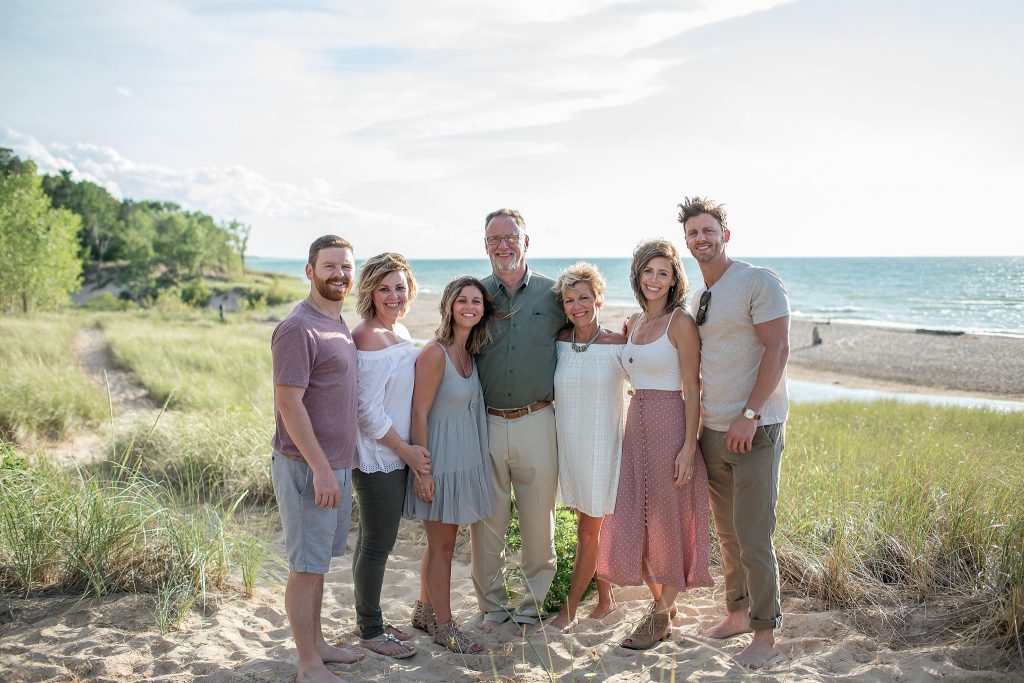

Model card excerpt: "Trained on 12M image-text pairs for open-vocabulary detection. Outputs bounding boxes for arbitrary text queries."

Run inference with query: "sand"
[2,525,1018,682]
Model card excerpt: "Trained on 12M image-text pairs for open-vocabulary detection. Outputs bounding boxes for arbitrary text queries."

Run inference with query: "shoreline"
[399,293,1024,402]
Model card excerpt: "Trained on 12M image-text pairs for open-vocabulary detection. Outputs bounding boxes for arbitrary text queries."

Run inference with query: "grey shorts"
[271,451,352,574]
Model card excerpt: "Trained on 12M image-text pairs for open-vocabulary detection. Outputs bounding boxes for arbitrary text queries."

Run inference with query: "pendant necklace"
[571,326,601,353]
[628,310,665,364]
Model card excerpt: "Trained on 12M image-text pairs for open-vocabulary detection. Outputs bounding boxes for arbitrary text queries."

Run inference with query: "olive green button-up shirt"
[477,267,565,410]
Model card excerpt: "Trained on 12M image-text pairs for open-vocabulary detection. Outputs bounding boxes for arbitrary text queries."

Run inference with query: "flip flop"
[360,632,417,659]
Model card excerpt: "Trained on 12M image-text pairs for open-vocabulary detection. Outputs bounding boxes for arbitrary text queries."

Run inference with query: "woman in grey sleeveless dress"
[405,276,498,654]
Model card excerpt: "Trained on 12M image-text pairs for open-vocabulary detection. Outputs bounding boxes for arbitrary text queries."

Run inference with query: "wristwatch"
[742,407,761,421]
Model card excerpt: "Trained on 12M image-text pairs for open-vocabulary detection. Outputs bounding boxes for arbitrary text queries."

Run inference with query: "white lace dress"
[553,341,627,516]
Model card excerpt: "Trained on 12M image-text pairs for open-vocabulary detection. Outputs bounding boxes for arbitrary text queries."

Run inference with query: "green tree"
[42,170,124,269]
[0,157,83,312]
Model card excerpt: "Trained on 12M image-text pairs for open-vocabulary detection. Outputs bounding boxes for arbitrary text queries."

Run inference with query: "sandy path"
[50,326,158,468]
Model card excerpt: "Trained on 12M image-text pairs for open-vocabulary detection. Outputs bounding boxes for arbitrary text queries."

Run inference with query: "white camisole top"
[621,308,683,391]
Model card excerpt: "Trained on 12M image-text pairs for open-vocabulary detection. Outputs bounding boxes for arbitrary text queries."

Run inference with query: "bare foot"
[296,663,346,683]
[479,617,500,634]
[735,638,783,669]
[319,642,365,664]
[544,612,577,632]
[706,613,753,640]
[587,601,618,620]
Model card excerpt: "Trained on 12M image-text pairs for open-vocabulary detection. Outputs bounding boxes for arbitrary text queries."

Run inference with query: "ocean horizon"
[247,255,1024,338]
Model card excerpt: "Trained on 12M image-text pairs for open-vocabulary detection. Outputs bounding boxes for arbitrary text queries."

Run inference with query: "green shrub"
[84,291,136,312]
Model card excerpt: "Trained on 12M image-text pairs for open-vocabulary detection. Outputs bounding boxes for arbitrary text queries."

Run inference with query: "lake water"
[248,256,1024,338]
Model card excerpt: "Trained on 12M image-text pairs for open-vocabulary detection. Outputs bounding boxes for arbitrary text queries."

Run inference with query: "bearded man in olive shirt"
[471,208,565,630]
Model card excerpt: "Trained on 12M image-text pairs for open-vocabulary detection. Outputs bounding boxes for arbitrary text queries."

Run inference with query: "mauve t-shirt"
[271,299,357,470]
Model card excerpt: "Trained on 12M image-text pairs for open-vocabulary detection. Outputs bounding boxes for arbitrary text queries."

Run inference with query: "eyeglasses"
[485,234,522,247]
[695,290,712,326]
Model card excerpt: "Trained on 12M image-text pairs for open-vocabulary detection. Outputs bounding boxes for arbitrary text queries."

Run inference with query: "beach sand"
[2,524,1016,682]
[404,293,1024,401]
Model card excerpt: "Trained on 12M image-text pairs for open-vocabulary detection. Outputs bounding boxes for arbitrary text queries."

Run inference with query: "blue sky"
[2,0,1022,259]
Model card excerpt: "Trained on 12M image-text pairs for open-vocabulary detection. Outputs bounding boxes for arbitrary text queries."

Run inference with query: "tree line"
[0,148,251,313]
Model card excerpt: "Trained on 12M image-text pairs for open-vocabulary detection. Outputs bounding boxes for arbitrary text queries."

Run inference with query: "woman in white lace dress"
[546,262,627,631]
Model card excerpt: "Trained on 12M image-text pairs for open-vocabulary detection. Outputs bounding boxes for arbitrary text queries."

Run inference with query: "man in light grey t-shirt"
[680,196,790,670]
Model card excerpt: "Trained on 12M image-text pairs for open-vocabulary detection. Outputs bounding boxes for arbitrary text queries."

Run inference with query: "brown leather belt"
[486,400,552,420]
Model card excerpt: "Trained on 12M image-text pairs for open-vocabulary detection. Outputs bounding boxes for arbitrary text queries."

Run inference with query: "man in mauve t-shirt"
[681,197,791,670]
[271,234,363,682]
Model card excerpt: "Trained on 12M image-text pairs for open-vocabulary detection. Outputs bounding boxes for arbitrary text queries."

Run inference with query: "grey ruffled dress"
[404,350,495,525]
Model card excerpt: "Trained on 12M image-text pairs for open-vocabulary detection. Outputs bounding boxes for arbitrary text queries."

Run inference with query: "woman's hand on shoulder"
[623,312,641,337]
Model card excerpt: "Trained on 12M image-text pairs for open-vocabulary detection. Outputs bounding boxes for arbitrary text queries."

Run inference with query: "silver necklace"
[452,346,471,377]
[571,326,601,353]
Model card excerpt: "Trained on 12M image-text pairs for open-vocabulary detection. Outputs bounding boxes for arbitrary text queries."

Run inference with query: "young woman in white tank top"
[596,239,713,650]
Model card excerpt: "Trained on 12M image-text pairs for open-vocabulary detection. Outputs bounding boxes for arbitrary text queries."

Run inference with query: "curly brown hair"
[629,239,689,313]
[354,252,417,321]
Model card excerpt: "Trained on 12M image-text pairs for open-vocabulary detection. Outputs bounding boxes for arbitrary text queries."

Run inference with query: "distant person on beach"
[680,196,791,669]
[270,235,365,682]
[545,262,627,632]
[472,208,565,630]
[596,239,713,649]
[405,276,498,654]
[351,252,430,659]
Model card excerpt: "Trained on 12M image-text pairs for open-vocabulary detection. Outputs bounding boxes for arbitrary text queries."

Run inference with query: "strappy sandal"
[433,619,483,654]
[620,610,671,650]
[412,600,436,635]
[360,632,417,659]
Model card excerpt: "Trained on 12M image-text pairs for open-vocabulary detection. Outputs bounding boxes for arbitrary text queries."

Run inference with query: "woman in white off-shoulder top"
[351,252,431,660]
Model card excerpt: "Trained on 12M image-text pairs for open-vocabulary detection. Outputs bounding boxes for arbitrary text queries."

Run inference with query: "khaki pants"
[470,405,558,624]
[700,423,785,631]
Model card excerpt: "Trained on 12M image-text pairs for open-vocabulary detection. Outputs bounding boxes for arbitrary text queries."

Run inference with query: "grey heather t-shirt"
[271,299,357,470]
[690,260,790,431]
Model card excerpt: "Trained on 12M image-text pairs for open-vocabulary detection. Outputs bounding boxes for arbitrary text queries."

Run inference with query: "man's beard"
[490,254,523,273]
[313,274,349,301]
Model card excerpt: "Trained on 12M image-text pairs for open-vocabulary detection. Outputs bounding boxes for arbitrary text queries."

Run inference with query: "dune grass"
[114,409,274,506]
[99,315,274,412]
[0,315,107,441]
[779,400,1024,648]
[0,441,274,630]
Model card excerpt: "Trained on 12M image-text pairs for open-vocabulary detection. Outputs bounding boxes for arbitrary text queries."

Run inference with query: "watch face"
[744,408,757,420]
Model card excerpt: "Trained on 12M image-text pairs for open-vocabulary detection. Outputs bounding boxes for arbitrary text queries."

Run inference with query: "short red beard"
[313,274,349,301]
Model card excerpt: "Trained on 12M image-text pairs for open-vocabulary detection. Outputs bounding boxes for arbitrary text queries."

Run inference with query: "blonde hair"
[435,276,497,355]
[354,252,417,321]
[553,261,607,305]
[629,239,689,312]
